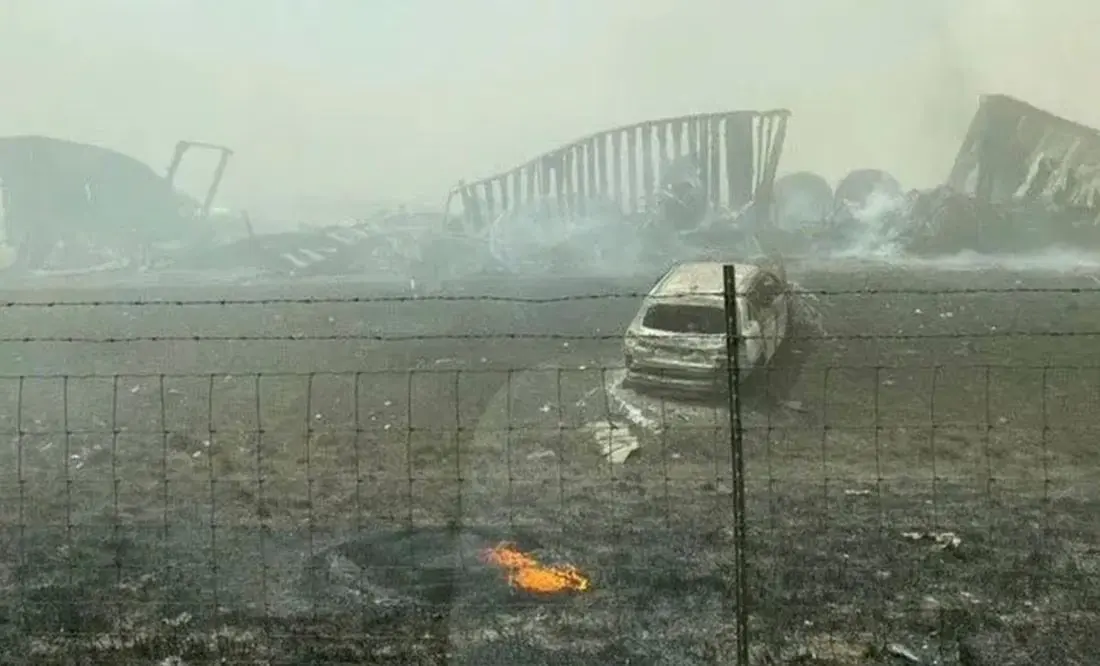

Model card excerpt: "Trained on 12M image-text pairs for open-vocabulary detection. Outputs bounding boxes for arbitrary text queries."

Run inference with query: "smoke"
[487,198,651,277]
[804,247,1100,275]
[945,1,1100,132]
[1,0,1097,279]
[830,190,911,260]
[0,2,1092,210]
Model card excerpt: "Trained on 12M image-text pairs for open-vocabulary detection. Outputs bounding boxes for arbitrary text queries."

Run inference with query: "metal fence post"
[722,264,750,665]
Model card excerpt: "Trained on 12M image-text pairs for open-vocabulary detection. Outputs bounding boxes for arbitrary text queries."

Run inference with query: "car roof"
[649,261,763,299]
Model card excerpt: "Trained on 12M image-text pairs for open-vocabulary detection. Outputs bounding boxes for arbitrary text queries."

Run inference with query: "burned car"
[623,260,790,395]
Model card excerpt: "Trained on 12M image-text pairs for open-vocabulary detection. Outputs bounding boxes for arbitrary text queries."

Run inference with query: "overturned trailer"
[0,136,235,273]
[441,110,791,275]
[949,94,1100,215]
[930,94,1100,252]
[790,94,1100,258]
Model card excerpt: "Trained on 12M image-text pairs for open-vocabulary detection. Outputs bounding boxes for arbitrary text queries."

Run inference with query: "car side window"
[743,273,783,324]
[755,274,784,306]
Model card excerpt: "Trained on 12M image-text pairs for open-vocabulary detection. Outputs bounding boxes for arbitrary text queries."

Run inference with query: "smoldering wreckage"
[0,93,1098,283]
[4,97,1098,665]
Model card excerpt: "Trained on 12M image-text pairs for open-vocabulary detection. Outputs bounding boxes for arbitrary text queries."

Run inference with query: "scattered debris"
[884,642,923,663]
[0,135,234,274]
[446,109,790,276]
[901,530,962,551]
[584,420,641,464]
[8,93,1100,283]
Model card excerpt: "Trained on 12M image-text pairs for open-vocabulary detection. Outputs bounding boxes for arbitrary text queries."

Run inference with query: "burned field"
[0,263,1097,664]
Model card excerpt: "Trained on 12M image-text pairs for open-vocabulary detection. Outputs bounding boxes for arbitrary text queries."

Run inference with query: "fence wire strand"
[2,283,1100,309]
[0,278,1097,665]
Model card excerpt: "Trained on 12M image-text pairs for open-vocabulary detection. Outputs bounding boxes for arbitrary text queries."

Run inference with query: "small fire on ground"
[480,542,591,595]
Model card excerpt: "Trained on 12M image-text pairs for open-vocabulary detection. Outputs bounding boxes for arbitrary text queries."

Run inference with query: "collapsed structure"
[891,94,1100,255]
[448,94,1100,267]
[447,109,790,231]
[0,136,234,272]
[443,110,791,274]
[949,94,1100,218]
[763,94,1100,257]
[5,94,1100,281]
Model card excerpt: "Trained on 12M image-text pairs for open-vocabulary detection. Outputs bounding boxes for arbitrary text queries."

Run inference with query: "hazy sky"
[1,0,1096,219]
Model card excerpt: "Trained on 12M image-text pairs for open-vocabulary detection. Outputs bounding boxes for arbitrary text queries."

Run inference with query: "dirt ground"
[0,262,1097,664]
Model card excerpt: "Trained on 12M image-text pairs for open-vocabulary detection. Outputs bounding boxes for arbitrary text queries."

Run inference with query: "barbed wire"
[2,361,1095,664]
[1,283,1100,309]
[1,361,1098,380]
[1,281,1096,664]
[0,329,1097,343]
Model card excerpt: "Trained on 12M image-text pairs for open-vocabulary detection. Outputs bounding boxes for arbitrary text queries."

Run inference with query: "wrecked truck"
[937,93,1100,252]
[442,109,791,277]
[823,94,1100,257]
[0,135,235,273]
[699,95,1100,259]
[0,136,485,282]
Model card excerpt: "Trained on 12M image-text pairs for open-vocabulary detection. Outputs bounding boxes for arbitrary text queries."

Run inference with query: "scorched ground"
[0,261,1096,664]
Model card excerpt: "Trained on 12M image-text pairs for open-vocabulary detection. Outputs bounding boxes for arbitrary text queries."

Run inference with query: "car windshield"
[642,303,727,334]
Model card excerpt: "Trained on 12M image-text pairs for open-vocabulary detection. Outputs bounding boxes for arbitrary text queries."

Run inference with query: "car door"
[754,273,784,362]
[742,277,770,363]
[770,273,790,346]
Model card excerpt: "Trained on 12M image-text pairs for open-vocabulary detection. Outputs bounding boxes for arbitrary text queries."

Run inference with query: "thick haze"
[1,0,1096,222]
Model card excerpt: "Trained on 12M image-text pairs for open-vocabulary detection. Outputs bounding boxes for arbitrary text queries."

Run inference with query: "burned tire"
[774,171,834,231]
[834,168,903,212]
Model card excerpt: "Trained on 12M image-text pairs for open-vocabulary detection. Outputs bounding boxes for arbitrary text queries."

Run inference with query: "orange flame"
[480,542,590,594]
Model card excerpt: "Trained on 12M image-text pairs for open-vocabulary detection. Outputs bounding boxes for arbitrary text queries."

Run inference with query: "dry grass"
[1,264,1099,663]
[0,360,1096,664]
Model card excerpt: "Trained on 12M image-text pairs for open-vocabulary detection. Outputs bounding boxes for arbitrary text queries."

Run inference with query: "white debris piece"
[585,420,640,464]
[901,530,961,550]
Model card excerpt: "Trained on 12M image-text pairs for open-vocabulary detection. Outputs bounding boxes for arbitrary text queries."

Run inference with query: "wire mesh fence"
[0,272,1097,664]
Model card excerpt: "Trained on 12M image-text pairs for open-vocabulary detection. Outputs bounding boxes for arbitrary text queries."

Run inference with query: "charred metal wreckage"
[444,110,791,276]
[769,95,1100,256]
[2,94,1099,281]
[0,136,441,279]
[0,136,236,273]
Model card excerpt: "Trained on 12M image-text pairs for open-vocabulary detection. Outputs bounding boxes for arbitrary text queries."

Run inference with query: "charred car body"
[623,260,791,396]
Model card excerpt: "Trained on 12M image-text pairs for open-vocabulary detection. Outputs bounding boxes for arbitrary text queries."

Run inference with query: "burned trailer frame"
[443,109,791,237]
[0,135,235,272]
[165,140,235,223]
[948,94,1100,224]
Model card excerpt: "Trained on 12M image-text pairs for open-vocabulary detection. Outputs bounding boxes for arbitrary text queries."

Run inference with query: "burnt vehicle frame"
[622,260,791,397]
[0,136,234,273]
[440,109,791,275]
